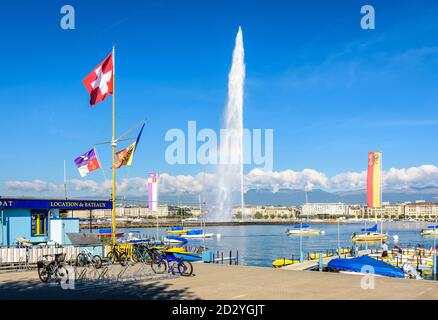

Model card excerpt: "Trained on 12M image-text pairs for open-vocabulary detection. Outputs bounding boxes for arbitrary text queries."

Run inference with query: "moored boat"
[164,246,205,262]
[163,235,188,244]
[420,225,438,236]
[181,229,214,239]
[167,226,189,235]
[351,224,387,242]
[272,258,300,268]
[287,225,324,236]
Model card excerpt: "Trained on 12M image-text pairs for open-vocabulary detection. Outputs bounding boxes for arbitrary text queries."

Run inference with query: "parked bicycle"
[37,253,69,283]
[76,248,102,268]
[106,245,128,266]
[151,251,193,277]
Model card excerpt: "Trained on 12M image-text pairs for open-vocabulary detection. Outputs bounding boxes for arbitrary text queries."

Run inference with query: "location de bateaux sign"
[0,198,112,210]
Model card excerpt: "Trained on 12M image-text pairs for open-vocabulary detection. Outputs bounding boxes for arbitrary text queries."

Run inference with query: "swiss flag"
[83,52,113,106]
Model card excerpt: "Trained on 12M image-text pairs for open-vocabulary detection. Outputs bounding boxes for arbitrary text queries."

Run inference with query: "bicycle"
[106,245,128,266]
[76,248,102,268]
[151,251,193,277]
[37,253,69,283]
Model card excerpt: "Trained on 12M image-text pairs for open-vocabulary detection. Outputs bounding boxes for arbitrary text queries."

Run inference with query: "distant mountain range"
[120,186,438,207]
[244,187,438,206]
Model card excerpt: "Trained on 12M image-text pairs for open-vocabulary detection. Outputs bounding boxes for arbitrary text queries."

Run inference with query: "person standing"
[381,240,388,259]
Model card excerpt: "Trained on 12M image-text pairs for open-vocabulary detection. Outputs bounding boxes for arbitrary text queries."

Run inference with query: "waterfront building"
[301,203,348,218]
[403,202,438,220]
[0,198,111,246]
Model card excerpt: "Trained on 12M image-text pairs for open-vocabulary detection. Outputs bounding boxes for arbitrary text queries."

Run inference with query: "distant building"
[404,202,438,220]
[301,203,348,218]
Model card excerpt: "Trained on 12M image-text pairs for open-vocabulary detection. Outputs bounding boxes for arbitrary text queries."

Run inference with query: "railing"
[212,250,239,265]
[0,246,82,272]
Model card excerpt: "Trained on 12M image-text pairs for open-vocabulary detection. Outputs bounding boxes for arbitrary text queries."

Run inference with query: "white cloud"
[245,168,329,193]
[4,165,438,197]
[4,179,63,194]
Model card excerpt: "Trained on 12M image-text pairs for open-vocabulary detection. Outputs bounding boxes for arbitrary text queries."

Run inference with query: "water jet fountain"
[214,26,246,221]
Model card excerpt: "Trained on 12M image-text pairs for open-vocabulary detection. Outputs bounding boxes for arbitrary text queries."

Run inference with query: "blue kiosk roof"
[0,198,112,210]
[327,256,405,278]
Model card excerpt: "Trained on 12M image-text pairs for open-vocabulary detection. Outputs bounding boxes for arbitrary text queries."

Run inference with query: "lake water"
[112,221,438,267]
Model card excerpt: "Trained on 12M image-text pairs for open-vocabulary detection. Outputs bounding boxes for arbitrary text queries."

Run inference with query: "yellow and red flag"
[367,152,382,208]
[113,123,145,169]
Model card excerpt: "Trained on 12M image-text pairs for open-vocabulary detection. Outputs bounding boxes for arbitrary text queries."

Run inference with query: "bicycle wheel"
[151,259,167,274]
[38,266,50,283]
[56,265,69,283]
[118,252,128,266]
[107,251,116,264]
[178,260,193,277]
[131,251,140,263]
[91,255,102,269]
[76,253,87,267]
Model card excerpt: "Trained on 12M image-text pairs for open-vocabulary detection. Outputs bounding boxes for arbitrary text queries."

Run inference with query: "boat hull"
[352,233,388,242]
[287,229,323,236]
[181,233,214,239]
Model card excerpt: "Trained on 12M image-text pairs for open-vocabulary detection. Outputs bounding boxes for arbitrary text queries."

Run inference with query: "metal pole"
[111,45,117,246]
[299,221,303,262]
[63,160,67,200]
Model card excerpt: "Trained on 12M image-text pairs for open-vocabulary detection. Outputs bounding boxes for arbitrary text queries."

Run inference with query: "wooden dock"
[284,250,371,271]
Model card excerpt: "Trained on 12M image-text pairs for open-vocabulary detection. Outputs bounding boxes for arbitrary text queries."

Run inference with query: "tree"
[255,212,263,219]
[269,214,276,219]
[235,212,243,219]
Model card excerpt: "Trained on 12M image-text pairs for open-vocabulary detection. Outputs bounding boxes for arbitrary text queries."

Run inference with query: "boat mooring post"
[318,252,323,272]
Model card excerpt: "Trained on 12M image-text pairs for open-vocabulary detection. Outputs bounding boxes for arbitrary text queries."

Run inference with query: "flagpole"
[111,45,117,246]
[63,160,67,200]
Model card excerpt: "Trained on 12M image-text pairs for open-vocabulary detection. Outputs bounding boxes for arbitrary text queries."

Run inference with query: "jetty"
[284,249,371,271]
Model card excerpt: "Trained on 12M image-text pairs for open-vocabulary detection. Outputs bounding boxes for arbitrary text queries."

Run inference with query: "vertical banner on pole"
[148,173,158,212]
[367,152,382,208]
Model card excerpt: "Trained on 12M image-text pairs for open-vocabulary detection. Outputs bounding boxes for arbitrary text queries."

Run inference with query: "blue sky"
[2,0,438,197]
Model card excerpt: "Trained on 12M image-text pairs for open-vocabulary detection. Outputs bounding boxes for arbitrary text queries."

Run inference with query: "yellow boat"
[308,253,333,260]
[420,227,438,236]
[167,227,189,235]
[272,258,300,268]
[352,232,388,242]
[336,248,350,255]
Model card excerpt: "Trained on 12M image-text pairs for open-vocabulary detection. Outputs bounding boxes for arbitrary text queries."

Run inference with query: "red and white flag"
[83,52,113,106]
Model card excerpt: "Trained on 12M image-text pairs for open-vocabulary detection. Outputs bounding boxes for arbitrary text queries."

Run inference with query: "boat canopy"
[98,228,112,234]
[327,256,405,278]
[360,224,378,232]
[427,225,438,229]
[186,229,203,235]
[293,225,310,229]
[170,226,184,231]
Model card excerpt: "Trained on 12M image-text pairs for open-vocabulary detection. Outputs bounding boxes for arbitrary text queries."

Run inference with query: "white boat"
[352,232,388,242]
[352,224,387,242]
[420,225,438,236]
[181,230,214,238]
[287,225,324,236]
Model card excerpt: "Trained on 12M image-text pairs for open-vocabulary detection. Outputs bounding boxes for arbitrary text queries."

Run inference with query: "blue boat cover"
[293,225,310,229]
[327,256,405,278]
[186,229,203,235]
[165,235,188,244]
[360,224,378,232]
[99,228,112,234]
[427,225,438,229]
[170,226,184,231]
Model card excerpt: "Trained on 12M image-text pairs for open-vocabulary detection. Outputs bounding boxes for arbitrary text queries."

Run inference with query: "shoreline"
[78,219,424,230]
